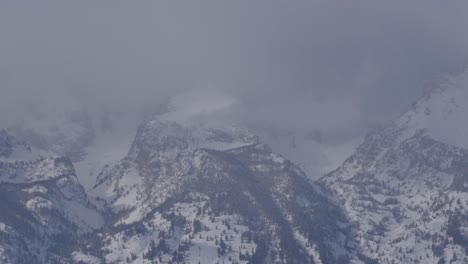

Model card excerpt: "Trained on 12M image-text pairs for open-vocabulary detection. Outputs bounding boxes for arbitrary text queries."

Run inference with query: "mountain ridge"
[321,69,468,263]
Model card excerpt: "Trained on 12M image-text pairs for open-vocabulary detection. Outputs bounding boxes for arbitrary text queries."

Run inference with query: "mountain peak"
[127,118,258,161]
[396,69,468,149]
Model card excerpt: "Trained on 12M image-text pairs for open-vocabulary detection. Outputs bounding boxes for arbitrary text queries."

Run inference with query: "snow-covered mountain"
[9,105,140,190]
[321,70,468,264]
[88,117,355,263]
[4,70,468,263]
[0,112,359,263]
[0,131,103,263]
[9,106,96,162]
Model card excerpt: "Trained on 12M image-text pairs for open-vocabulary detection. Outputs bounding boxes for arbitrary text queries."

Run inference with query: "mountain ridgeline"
[1,70,468,263]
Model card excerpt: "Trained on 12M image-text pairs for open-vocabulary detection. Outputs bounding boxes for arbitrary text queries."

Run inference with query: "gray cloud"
[1,0,467,142]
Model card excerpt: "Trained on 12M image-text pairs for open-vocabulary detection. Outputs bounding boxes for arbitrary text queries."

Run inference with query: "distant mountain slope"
[321,70,468,264]
[0,131,103,264]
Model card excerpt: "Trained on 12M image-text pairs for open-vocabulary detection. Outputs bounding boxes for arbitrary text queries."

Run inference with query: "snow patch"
[71,251,101,264]
[26,197,53,210]
[22,185,48,194]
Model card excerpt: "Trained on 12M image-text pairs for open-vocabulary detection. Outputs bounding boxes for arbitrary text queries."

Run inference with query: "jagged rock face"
[322,72,468,264]
[92,120,259,223]
[0,131,103,264]
[91,119,354,264]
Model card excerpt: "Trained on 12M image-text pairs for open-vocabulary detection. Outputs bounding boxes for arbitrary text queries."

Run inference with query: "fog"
[1,0,468,143]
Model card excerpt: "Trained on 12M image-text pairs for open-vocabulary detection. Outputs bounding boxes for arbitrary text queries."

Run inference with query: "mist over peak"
[1,0,467,146]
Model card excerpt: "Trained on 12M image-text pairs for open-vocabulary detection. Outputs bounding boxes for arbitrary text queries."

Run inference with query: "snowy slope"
[0,130,103,264]
[10,75,468,264]
[396,71,468,149]
[89,116,356,264]
[322,69,468,264]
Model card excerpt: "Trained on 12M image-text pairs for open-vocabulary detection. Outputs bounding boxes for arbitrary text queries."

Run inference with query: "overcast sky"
[1,0,467,142]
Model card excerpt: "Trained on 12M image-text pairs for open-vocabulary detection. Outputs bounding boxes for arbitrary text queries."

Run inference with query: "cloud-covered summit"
[1,0,467,143]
